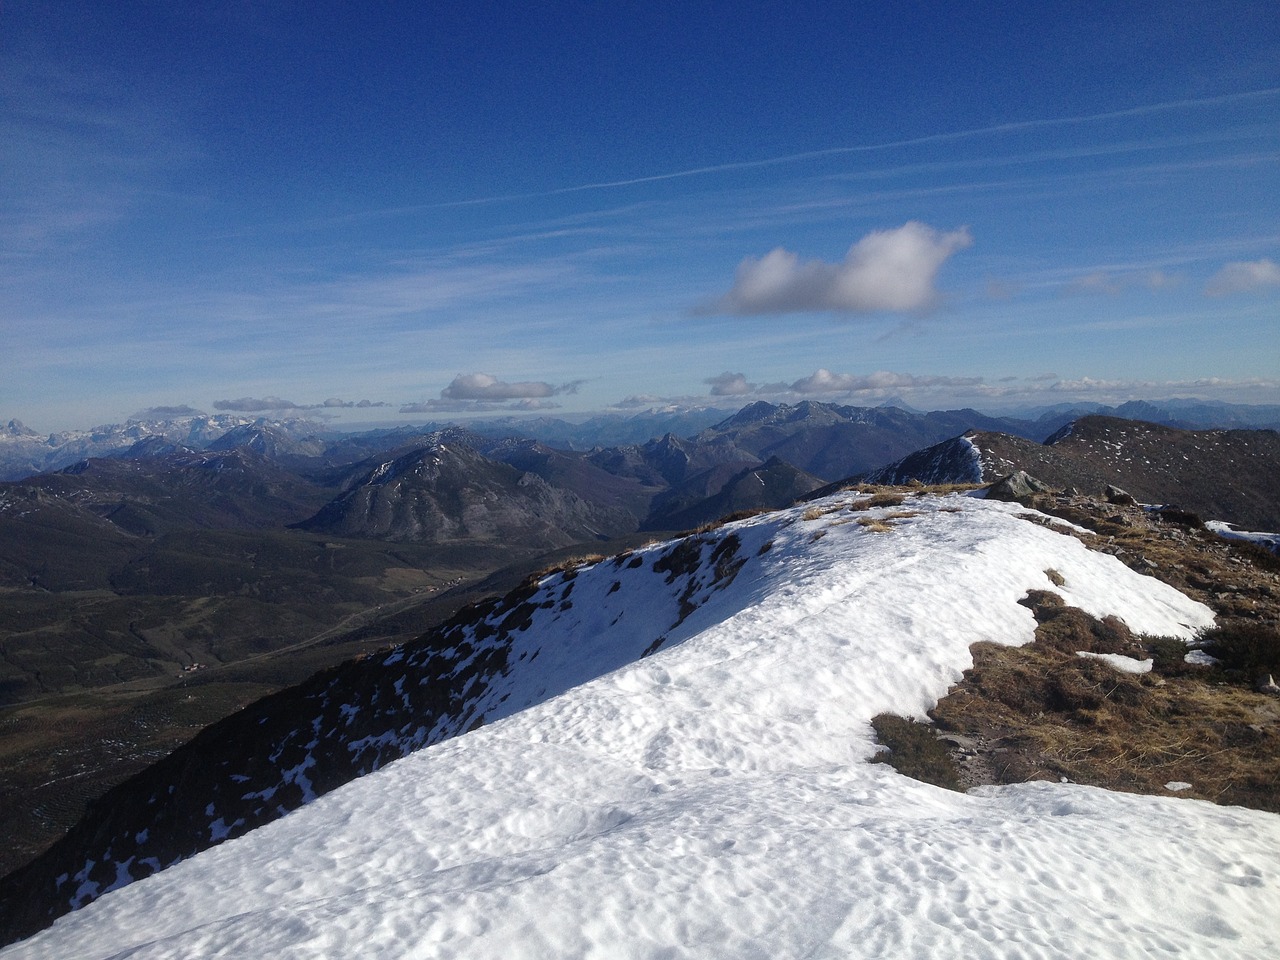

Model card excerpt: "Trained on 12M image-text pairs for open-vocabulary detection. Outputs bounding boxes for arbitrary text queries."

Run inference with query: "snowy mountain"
[0,416,327,481]
[6,490,1276,959]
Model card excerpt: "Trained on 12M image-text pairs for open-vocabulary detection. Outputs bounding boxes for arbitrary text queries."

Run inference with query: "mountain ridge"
[7,488,1276,958]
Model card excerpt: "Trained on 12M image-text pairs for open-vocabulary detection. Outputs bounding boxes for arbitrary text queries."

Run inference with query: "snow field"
[9,493,1277,959]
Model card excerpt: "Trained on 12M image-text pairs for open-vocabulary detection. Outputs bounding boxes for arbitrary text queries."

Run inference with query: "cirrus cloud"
[706,222,973,316]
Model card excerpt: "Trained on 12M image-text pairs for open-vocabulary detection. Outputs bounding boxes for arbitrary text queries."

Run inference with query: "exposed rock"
[1105,485,1137,505]
[985,471,1054,501]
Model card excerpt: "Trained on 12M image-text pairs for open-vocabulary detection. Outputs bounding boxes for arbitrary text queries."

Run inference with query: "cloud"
[214,396,307,412]
[214,396,389,412]
[321,398,392,409]
[610,394,667,409]
[1205,258,1280,296]
[705,372,755,396]
[789,369,983,394]
[131,404,205,420]
[398,398,561,415]
[442,374,555,401]
[1063,269,1182,296]
[441,373,585,401]
[707,222,972,316]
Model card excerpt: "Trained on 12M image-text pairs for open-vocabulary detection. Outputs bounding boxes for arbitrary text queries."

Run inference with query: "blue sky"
[3,2,1278,432]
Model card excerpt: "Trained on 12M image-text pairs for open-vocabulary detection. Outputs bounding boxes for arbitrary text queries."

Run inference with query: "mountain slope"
[293,439,634,546]
[642,455,824,531]
[7,491,1264,957]
[864,416,1280,530]
[691,401,1045,480]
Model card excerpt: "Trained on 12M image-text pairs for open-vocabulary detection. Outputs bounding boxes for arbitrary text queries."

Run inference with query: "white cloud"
[709,222,972,316]
[442,374,557,400]
[214,396,388,412]
[705,372,754,396]
[1205,258,1280,296]
[789,369,982,394]
[1062,269,1181,297]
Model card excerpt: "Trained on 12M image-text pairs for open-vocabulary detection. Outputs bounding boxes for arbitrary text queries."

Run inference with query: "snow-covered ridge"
[8,491,1269,959]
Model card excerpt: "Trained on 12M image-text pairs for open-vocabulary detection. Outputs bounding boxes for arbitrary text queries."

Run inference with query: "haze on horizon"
[3,2,1278,434]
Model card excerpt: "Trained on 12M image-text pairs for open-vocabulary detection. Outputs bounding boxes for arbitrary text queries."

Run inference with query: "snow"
[8,493,1277,960]
[1206,520,1280,553]
[1075,651,1154,674]
[1185,649,1220,667]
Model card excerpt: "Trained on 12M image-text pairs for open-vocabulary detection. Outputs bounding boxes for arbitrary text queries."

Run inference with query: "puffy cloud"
[441,373,558,401]
[1205,258,1280,296]
[322,398,391,409]
[705,372,754,396]
[401,374,579,414]
[710,222,972,316]
[610,394,667,409]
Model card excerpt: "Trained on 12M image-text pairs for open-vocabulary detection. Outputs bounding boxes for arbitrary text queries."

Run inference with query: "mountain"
[205,422,328,460]
[689,401,1047,480]
[460,407,733,449]
[642,455,825,531]
[10,449,331,537]
[476,437,660,521]
[864,416,1280,531]
[0,416,328,481]
[7,490,1277,958]
[293,439,635,546]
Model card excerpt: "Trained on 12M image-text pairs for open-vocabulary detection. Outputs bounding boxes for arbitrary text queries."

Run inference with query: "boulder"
[985,471,1053,502]
[1105,484,1137,506]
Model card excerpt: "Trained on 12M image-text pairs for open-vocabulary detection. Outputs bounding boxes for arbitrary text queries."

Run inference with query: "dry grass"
[875,492,1280,813]
[847,492,907,511]
[927,596,1280,811]
[854,518,893,533]
[801,505,841,521]
[530,554,607,583]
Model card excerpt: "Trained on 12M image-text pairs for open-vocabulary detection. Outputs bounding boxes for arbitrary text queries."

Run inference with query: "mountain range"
[5,396,1278,483]
[2,398,1279,951]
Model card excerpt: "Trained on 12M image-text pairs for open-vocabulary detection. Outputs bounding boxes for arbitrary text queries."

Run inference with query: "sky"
[3,2,1279,433]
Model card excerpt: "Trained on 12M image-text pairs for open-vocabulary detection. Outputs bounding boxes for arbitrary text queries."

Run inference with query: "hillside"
[4,489,1278,956]
[865,416,1280,531]
[690,400,1046,480]
[293,440,635,545]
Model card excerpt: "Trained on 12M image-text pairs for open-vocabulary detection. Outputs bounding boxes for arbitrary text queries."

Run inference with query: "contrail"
[425,87,1280,207]
[307,87,1278,225]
